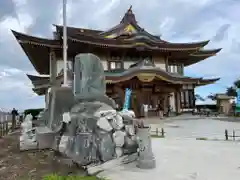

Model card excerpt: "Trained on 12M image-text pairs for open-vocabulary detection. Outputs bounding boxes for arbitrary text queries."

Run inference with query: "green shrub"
[43,174,65,180]
[151,135,164,138]
[196,137,208,140]
[24,108,44,119]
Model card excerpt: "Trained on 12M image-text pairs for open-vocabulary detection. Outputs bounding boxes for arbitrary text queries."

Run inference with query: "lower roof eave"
[196,78,220,86]
[33,87,47,96]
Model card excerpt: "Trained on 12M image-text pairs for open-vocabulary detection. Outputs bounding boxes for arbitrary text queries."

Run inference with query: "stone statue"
[19,114,37,150]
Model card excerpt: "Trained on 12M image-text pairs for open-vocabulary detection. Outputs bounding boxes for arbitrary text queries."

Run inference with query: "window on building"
[109,61,122,70]
[168,64,183,74]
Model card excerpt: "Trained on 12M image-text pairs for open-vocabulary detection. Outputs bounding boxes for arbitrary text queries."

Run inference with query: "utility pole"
[62,0,68,86]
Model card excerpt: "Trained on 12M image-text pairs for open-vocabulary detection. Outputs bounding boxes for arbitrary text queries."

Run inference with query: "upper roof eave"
[171,48,222,66]
[68,33,210,51]
[191,48,222,56]
[11,30,61,48]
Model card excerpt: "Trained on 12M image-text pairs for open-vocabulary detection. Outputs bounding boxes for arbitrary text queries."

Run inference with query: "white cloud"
[0,0,239,110]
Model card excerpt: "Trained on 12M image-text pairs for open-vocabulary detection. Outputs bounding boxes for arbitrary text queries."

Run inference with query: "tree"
[226,86,237,97]
[207,93,217,100]
[234,79,240,88]
[195,94,205,101]
[225,79,240,97]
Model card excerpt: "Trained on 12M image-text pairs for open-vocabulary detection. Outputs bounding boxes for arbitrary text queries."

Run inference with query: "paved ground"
[98,138,240,180]
[98,116,240,180]
[147,115,240,140]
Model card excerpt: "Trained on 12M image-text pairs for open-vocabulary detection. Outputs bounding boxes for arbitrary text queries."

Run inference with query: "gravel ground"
[0,132,85,180]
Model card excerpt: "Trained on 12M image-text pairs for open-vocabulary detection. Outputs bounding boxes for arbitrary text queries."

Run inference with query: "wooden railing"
[0,114,20,138]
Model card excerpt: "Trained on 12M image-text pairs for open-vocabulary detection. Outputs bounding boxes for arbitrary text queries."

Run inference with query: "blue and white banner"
[122,88,132,110]
[236,88,240,112]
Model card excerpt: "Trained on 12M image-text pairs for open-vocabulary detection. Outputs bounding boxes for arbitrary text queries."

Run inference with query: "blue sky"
[0,0,239,110]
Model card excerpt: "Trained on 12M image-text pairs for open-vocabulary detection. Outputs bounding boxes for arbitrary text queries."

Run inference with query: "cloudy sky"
[0,0,239,111]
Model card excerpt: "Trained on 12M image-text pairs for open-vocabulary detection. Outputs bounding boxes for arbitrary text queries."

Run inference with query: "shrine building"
[11,6,221,118]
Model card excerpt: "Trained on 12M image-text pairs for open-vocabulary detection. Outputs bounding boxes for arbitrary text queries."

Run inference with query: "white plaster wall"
[56,60,73,74]
[170,92,176,112]
[153,56,166,70]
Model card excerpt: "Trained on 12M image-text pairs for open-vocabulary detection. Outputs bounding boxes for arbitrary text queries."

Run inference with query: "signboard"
[236,88,240,113]
[122,88,132,110]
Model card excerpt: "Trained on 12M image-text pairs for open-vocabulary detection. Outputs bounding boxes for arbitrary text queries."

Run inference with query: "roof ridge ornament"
[120,5,137,24]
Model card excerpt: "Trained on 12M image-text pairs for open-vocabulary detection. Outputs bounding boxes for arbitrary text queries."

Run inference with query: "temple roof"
[27,59,219,95]
[54,6,211,52]
[11,6,221,74]
[67,33,210,52]
[103,59,220,84]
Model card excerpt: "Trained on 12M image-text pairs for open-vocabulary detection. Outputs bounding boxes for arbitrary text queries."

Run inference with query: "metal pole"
[62,0,68,86]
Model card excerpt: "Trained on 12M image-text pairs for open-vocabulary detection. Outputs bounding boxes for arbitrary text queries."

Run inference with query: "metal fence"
[225,129,240,141]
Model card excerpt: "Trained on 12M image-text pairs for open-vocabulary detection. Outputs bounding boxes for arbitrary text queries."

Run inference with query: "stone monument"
[19,53,156,171]
[136,125,156,169]
[57,53,139,166]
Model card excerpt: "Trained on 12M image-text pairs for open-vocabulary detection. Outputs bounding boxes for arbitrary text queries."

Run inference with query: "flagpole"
[62,0,68,86]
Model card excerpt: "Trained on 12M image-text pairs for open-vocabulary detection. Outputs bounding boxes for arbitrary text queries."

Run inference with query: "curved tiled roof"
[11,6,221,74]
[68,33,209,52]
[11,30,61,47]
[27,59,220,88]
[103,60,219,84]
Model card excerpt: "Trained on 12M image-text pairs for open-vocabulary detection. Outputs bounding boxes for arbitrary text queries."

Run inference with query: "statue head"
[74,53,106,99]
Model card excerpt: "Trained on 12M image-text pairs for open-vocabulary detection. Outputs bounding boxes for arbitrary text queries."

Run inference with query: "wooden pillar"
[175,89,181,114]
[49,49,57,86]
[193,86,196,108]
[165,54,169,72]
[132,89,142,118]
[181,64,184,75]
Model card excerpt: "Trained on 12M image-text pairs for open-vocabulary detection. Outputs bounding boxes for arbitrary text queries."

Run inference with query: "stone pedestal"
[35,126,57,149]
[136,127,156,169]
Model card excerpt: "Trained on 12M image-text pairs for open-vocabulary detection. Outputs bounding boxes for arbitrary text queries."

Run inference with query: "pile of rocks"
[58,100,138,166]
[96,109,138,158]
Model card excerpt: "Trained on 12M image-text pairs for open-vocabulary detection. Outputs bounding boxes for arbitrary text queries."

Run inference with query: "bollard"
[233,130,235,141]
[136,126,156,169]
[225,129,228,140]
[156,128,158,136]
[161,128,165,137]
[5,115,8,133]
